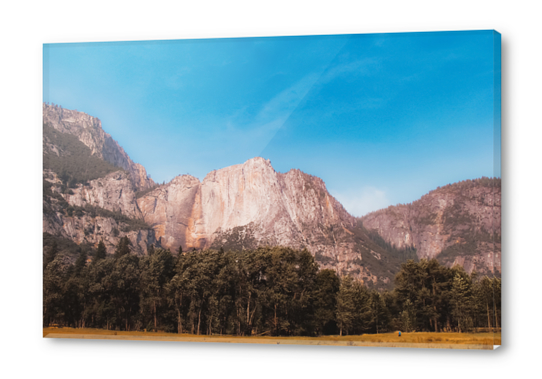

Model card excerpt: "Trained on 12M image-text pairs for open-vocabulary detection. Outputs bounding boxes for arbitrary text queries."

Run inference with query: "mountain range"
[42,103,501,289]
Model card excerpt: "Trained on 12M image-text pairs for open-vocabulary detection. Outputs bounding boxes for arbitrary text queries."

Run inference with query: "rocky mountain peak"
[43,103,154,191]
[169,174,201,187]
[137,157,354,256]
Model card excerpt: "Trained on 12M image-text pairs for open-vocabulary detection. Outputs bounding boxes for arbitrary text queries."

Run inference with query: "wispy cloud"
[213,73,322,153]
[331,186,391,217]
[256,72,321,125]
[321,57,380,83]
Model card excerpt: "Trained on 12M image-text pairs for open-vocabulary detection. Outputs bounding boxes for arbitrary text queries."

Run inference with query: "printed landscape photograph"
[42,30,501,349]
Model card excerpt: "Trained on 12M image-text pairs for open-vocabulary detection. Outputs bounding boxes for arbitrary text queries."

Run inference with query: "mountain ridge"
[137,157,355,251]
[360,178,501,275]
[42,104,501,287]
[43,103,155,191]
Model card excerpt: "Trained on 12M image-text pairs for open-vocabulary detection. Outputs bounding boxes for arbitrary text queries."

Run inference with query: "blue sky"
[43,30,501,216]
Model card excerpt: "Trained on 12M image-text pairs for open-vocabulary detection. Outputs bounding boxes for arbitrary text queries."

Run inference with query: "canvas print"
[42,30,501,349]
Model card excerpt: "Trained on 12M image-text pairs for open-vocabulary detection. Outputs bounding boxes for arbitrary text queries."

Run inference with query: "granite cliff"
[360,179,501,276]
[137,158,361,257]
[43,169,159,255]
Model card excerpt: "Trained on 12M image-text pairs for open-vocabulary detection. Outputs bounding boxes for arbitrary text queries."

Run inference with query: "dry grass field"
[43,328,501,349]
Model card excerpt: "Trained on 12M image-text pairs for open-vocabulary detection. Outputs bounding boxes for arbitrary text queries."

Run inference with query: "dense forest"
[43,239,500,337]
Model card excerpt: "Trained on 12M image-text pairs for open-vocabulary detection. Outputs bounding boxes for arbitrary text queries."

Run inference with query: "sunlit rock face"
[43,103,155,191]
[138,157,355,253]
[65,171,142,218]
[361,180,501,275]
[137,175,203,250]
[43,170,158,256]
[44,212,158,256]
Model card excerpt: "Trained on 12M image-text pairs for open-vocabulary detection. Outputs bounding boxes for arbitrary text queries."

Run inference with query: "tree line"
[43,240,501,336]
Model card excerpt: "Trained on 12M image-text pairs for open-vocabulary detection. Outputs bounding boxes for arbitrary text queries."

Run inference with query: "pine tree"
[477,276,495,330]
[44,241,59,270]
[336,276,356,336]
[313,269,340,335]
[140,249,175,331]
[369,291,388,334]
[492,277,501,330]
[451,272,473,332]
[94,240,107,263]
[74,248,87,277]
[43,258,66,326]
[401,299,416,332]
[108,254,141,331]
[114,236,131,259]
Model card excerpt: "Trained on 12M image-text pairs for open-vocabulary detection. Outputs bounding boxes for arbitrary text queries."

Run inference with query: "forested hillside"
[43,124,121,185]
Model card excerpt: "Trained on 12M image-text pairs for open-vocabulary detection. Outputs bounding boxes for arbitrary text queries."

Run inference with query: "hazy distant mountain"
[361,178,501,276]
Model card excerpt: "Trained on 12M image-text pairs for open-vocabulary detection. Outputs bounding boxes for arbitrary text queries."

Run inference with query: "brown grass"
[43,328,501,349]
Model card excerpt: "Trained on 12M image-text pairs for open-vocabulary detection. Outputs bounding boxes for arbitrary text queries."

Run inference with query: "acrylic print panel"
[42,30,501,349]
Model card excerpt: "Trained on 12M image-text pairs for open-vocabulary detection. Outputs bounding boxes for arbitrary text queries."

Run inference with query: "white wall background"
[0,1,539,378]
